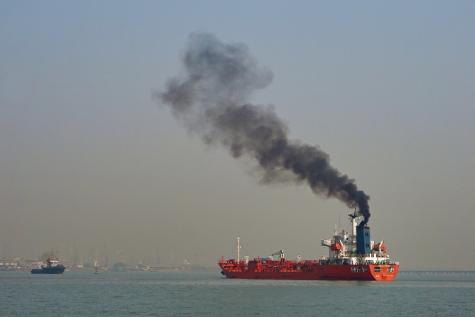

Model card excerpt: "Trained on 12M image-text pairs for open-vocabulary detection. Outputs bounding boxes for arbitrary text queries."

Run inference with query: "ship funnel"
[356,222,371,255]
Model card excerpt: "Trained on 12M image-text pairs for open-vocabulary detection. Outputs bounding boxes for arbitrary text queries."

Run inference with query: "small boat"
[31,257,65,274]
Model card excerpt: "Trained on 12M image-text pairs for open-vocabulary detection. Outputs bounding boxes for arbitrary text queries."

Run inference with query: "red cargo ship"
[219,212,399,281]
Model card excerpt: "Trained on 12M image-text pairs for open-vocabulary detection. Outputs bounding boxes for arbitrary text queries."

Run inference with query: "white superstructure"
[320,212,391,265]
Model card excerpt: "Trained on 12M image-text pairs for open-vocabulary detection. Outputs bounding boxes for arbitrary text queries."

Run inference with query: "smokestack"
[356,222,371,255]
[156,32,370,222]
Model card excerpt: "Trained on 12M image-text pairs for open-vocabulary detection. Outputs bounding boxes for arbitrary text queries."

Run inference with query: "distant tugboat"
[31,258,65,274]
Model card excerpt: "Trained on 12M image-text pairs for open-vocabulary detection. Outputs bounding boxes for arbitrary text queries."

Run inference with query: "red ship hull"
[219,259,399,281]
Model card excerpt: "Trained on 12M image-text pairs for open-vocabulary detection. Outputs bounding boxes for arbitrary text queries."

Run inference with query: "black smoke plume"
[157,32,370,223]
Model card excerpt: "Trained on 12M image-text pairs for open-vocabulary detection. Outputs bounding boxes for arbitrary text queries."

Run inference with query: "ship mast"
[349,212,357,237]
[348,210,359,254]
[236,237,241,262]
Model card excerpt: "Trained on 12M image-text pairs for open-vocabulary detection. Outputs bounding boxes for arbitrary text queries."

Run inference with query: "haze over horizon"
[1,1,474,270]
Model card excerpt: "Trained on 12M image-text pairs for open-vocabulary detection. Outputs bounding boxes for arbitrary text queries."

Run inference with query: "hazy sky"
[1,0,474,269]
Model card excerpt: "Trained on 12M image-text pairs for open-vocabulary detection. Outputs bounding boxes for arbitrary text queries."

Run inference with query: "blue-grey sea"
[1,271,474,316]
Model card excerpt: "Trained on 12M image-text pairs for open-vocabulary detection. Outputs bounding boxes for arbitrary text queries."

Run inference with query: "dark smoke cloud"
[157,32,370,223]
